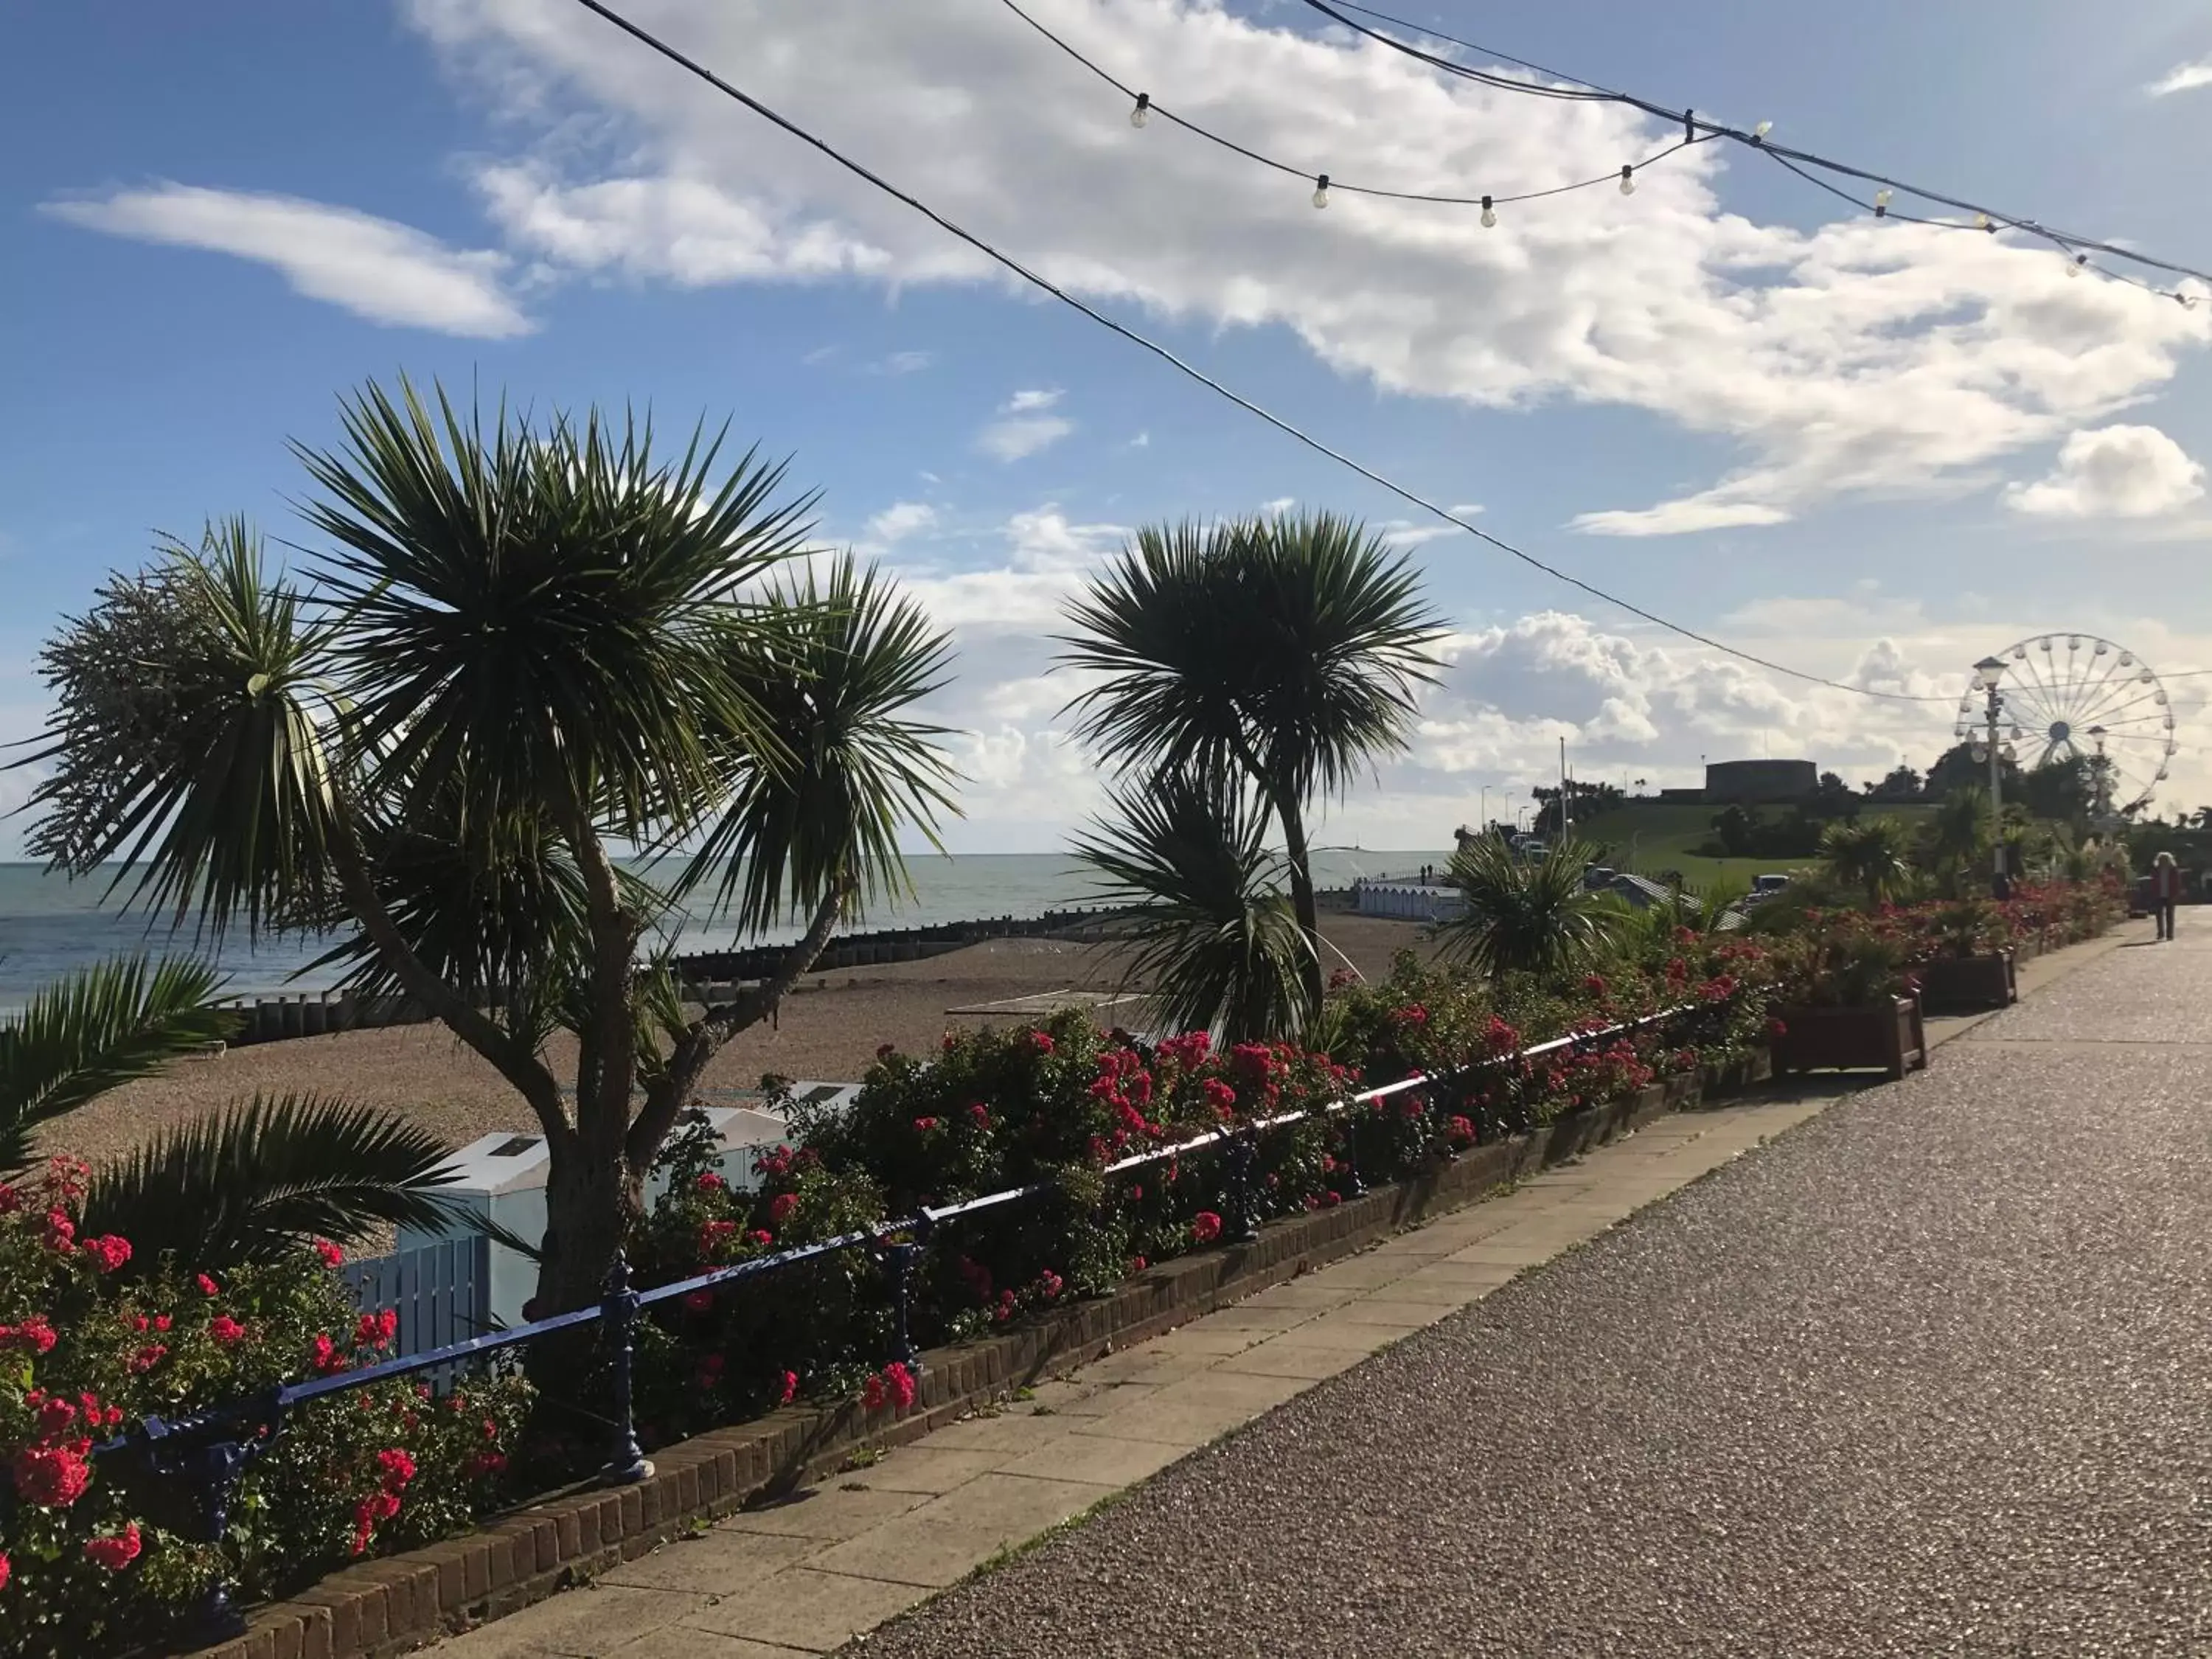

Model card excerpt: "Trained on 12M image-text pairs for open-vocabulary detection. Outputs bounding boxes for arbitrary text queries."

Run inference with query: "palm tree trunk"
[1274,793,1326,1017]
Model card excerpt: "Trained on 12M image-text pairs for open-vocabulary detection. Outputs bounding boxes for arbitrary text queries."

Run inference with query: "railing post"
[600,1252,653,1486]
[885,1210,934,1371]
[1224,1132,1260,1243]
[134,1391,279,1649]
[1335,1111,1366,1198]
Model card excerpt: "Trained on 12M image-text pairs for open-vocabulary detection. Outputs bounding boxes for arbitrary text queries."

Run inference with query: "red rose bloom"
[314,1237,347,1268]
[1030,1031,1055,1054]
[0,1551,10,1590]
[1191,1211,1224,1245]
[80,1234,132,1273]
[0,1318,58,1354]
[768,1192,800,1225]
[83,1524,142,1572]
[695,1171,728,1193]
[209,1315,248,1345]
[195,1273,220,1296]
[131,1343,169,1374]
[12,1443,91,1508]
[779,1369,799,1405]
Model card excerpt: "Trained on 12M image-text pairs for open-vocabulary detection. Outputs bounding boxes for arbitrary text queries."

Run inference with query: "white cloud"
[2004,425,2207,519]
[1259,497,1297,518]
[1003,388,1064,414]
[977,414,1075,462]
[2149,57,2212,97]
[43,183,532,338]
[872,350,936,375]
[1377,520,1462,549]
[406,0,2211,532]
[865,500,937,544]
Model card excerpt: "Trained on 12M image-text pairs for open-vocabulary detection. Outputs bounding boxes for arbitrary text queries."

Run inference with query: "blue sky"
[6,0,2212,855]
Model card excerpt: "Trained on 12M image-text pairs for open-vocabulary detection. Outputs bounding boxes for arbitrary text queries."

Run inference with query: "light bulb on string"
[1311,173,1330,209]
[2066,252,2087,278]
[1130,92,1150,129]
[1974,212,1994,232]
[1480,195,1496,229]
[1874,188,1893,218]
[1752,120,1773,142]
[1618,164,1635,196]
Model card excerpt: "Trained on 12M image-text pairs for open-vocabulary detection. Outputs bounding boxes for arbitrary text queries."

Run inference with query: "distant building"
[1705,759,1818,804]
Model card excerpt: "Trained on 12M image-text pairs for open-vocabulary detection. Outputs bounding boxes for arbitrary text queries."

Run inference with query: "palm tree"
[1820,815,1916,908]
[1921,785,1991,897]
[1435,836,1620,979]
[1071,763,1315,1042]
[1,955,488,1270]
[18,379,958,1315]
[1060,510,1444,1011]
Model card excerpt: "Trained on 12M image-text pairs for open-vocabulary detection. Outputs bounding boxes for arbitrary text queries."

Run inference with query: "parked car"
[1517,838,1548,860]
[1744,873,1792,907]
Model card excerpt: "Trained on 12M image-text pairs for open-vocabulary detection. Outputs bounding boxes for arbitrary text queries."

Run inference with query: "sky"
[4,0,2212,858]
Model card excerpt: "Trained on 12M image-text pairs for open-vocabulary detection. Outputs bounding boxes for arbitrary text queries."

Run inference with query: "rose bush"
[0,1158,529,1659]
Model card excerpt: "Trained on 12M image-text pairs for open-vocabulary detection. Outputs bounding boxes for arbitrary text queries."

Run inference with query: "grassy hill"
[1558,801,1938,891]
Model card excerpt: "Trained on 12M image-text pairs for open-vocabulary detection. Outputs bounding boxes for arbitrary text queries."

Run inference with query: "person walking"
[2151,851,2184,942]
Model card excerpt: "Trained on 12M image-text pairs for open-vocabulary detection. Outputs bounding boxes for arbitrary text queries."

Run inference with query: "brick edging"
[195,1052,1773,1659]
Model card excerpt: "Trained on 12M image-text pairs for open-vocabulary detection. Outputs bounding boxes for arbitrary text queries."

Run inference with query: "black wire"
[562,0,1964,703]
[1297,0,2212,292]
[995,0,1694,206]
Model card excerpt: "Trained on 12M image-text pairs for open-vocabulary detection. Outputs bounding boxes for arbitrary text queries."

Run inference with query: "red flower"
[0,1551,10,1590]
[0,1183,16,1214]
[131,1343,169,1374]
[1030,1031,1055,1054]
[0,1318,58,1354]
[378,1447,417,1488]
[1766,1017,1789,1038]
[748,1229,773,1247]
[967,1103,990,1128]
[1202,1078,1238,1119]
[355,1309,398,1350]
[80,1234,132,1273]
[768,1192,800,1226]
[1191,1211,1224,1245]
[877,1043,898,1060]
[1447,1115,1476,1147]
[12,1443,91,1508]
[779,1370,799,1405]
[36,1397,77,1437]
[684,1290,715,1314]
[1583,975,1608,996]
[1036,1270,1063,1300]
[883,1362,918,1411]
[465,1451,509,1479]
[698,1219,740,1258]
[209,1315,248,1346]
[863,1373,888,1411]
[1127,1256,1147,1274]
[195,1273,220,1296]
[83,1524,142,1572]
[913,1116,939,1133]
[695,1171,728,1194]
[314,1237,347,1268]
[42,1209,75,1250]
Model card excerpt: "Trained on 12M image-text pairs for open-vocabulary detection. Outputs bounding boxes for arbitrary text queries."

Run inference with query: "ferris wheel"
[1955,636,2177,819]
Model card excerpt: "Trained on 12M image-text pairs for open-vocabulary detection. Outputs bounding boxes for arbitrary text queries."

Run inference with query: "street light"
[1972,655,2011,890]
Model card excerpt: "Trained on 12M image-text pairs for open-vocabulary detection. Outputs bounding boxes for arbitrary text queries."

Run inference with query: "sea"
[0,849,1456,1013]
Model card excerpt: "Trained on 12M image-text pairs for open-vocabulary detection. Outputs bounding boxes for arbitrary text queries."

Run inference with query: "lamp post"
[1481,784,1489,831]
[1972,655,2017,890]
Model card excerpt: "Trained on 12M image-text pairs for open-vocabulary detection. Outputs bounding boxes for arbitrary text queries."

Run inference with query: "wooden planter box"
[1916,951,2017,1015]
[1771,995,1926,1081]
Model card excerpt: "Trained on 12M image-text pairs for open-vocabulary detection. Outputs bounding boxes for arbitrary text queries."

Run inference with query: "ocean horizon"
[0,849,1457,1012]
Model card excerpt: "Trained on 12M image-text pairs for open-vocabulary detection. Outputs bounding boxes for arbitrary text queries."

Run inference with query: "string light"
[1312,173,1330,208]
[1481,194,1496,228]
[1618,164,1635,196]
[1307,0,2212,304]
[1130,91,1150,128]
[2066,251,2087,278]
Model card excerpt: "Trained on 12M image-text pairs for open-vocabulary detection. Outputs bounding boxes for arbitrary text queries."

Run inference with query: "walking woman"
[2152,851,2184,942]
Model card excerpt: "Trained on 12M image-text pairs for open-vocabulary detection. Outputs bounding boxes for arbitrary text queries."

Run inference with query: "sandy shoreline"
[50,917,1440,1167]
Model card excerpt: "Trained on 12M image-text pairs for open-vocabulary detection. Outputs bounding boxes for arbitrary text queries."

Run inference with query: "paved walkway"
[435,922,2153,1658]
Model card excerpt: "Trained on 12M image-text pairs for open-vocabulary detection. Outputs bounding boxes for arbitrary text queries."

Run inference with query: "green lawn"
[1559,801,1938,892]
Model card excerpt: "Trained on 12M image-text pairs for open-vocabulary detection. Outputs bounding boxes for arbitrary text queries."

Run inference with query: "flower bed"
[0,1161,530,1659]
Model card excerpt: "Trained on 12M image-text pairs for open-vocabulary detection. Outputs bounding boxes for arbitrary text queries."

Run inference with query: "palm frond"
[79,1093,480,1272]
[15,520,341,939]
[0,956,235,1168]
[679,552,960,929]
[1072,765,1315,1042]
[293,377,814,845]
[1820,815,1916,906]
[1436,836,1620,980]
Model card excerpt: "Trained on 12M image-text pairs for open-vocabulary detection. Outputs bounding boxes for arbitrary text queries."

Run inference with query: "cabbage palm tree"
[1,955,486,1270]
[1436,836,1619,979]
[1060,511,1444,1011]
[1071,763,1315,1043]
[18,379,958,1314]
[1820,815,1916,908]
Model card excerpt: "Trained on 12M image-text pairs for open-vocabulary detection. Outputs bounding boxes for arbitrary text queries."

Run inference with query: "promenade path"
[440,918,2205,1658]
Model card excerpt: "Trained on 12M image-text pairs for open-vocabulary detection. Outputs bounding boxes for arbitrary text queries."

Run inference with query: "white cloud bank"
[2149,57,2212,97]
[400,0,2209,533]
[2005,425,2206,519]
[42,184,532,338]
[977,388,1076,462]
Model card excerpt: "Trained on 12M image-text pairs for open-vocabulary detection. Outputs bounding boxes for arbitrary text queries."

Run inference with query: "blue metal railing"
[96,1002,1700,1646]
